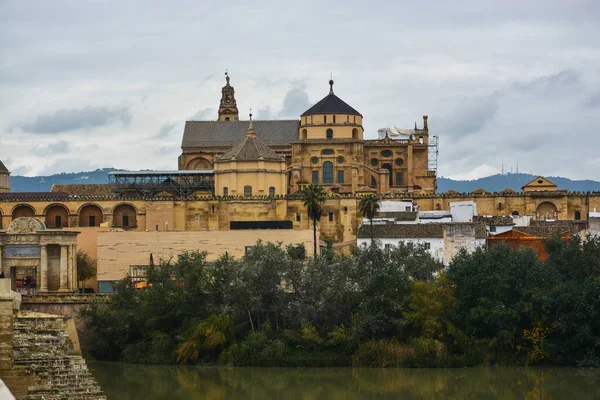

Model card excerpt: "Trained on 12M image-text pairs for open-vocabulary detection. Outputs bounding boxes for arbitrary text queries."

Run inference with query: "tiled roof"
[301,92,361,116]
[473,215,515,226]
[50,184,115,196]
[181,120,299,148]
[217,127,284,162]
[376,211,418,221]
[358,223,444,239]
[518,220,587,237]
[0,192,69,201]
[0,160,8,173]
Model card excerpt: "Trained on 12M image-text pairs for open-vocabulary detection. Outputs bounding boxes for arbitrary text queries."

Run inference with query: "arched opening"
[301,129,307,140]
[326,128,333,140]
[225,117,230,121]
[382,163,393,186]
[536,202,558,220]
[269,187,276,197]
[244,185,252,197]
[79,204,104,227]
[113,203,137,228]
[352,128,358,139]
[12,204,35,219]
[223,187,228,196]
[323,161,334,184]
[186,157,212,170]
[574,211,581,220]
[512,210,520,216]
[45,204,69,228]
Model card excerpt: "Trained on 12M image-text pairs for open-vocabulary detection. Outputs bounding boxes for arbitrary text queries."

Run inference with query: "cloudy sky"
[1,0,599,180]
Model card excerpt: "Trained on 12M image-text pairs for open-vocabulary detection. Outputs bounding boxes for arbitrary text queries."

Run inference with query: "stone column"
[39,245,48,293]
[67,244,73,291]
[71,244,77,293]
[59,245,68,292]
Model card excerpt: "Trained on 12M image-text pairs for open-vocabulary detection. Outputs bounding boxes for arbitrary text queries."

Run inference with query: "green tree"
[300,184,326,257]
[358,194,380,241]
[77,250,97,292]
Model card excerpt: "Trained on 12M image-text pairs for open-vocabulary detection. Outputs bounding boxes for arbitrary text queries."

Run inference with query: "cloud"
[257,106,273,119]
[20,105,132,134]
[279,87,311,118]
[512,70,580,93]
[190,108,215,120]
[155,122,178,139]
[440,95,500,138]
[31,140,71,156]
[583,92,600,109]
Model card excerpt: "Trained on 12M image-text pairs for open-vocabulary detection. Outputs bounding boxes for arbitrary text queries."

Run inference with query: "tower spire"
[329,74,334,94]
[246,107,255,137]
[218,71,239,121]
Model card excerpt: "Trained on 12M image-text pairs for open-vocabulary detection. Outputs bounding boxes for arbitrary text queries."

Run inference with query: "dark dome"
[301,81,361,116]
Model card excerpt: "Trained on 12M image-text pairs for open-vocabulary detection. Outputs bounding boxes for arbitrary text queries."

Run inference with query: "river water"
[88,361,600,400]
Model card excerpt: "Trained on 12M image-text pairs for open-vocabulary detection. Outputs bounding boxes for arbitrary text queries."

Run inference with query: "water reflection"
[88,362,600,400]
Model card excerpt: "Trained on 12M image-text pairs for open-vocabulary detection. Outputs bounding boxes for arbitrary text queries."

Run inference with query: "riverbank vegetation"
[81,235,600,367]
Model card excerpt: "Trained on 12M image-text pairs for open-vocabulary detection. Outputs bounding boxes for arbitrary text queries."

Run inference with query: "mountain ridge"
[6,169,600,193]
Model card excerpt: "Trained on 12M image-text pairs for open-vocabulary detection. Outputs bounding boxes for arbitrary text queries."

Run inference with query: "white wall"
[512,215,533,227]
[357,237,445,262]
[380,200,414,212]
[450,201,477,222]
[488,225,513,235]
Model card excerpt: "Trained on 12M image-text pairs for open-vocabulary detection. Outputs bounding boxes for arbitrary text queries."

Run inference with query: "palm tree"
[358,194,381,242]
[301,184,327,257]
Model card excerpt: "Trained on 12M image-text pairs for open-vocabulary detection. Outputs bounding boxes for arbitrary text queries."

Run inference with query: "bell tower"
[218,71,239,121]
[0,159,10,193]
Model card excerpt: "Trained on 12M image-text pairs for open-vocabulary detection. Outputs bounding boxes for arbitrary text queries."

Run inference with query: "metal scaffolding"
[108,170,215,198]
[428,135,439,173]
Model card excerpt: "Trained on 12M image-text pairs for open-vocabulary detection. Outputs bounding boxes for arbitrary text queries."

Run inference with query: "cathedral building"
[179,74,436,195]
[0,160,9,193]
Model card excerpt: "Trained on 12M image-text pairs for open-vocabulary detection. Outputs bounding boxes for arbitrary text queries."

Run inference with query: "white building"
[449,201,477,222]
[357,223,487,265]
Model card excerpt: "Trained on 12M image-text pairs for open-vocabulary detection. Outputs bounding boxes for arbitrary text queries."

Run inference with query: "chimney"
[423,115,428,130]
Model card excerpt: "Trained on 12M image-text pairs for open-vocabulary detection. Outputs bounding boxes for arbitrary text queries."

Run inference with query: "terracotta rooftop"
[0,192,69,201]
[473,215,515,226]
[50,184,115,196]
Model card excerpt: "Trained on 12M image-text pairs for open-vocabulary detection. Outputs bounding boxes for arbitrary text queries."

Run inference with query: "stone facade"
[0,217,79,294]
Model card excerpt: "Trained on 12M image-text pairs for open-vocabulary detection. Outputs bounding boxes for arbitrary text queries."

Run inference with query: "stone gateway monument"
[0,217,79,293]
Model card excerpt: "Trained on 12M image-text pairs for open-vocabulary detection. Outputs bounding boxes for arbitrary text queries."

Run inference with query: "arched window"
[244,185,252,197]
[225,117,230,121]
[512,210,520,216]
[382,163,393,186]
[269,187,275,197]
[574,211,581,220]
[326,128,333,140]
[352,128,358,139]
[223,187,228,196]
[302,129,307,140]
[323,161,334,184]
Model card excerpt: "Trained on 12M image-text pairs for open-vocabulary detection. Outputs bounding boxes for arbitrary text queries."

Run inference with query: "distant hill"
[9,168,120,192]
[437,173,600,193]
[7,169,600,194]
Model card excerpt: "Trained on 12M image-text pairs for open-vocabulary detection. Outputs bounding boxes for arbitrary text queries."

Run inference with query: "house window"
[326,129,333,140]
[395,158,404,166]
[225,117,230,121]
[245,246,253,256]
[296,213,301,222]
[337,156,344,164]
[55,215,62,228]
[371,158,378,167]
[407,242,414,250]
[311,157,319,164]
[574,211,581,220]
[423,242,431,250]
[512,211,520,216]
[155,224,159,231]
[323,161,334,184]
[384,244,391,250]
[244,185,252,197]
[395,172,403,186]
[371,176,377,186]
[194,214,200,223]
[123,214,129,227]
[312,170,319,184]
[381,150,393,158]
[89,215,96,227]
[322,149,334,155]
[333,115,336,123]
[490,226,497,232]
[328,212,334,221]
[211,205,215,214]
[324,115,327,124]
[269,187,276,197]
[337,170,344,184]
[223,187,228,196]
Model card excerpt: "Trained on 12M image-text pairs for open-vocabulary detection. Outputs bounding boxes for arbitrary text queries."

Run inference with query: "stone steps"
[13,313,106,400]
